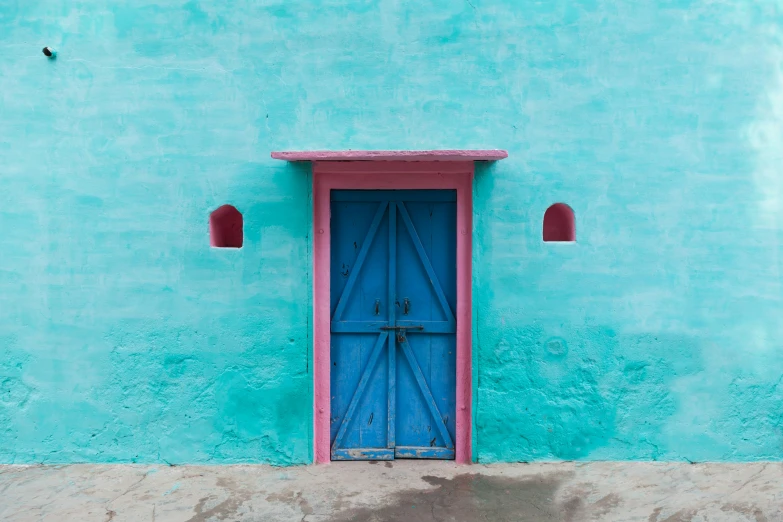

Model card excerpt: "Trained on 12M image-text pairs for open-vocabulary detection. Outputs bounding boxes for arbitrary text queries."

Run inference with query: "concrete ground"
[0,462,781,522]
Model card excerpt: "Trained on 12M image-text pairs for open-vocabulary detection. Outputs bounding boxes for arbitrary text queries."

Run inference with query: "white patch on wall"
[747,27,783,232]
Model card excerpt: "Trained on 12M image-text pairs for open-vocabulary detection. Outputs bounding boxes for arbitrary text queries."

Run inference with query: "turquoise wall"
[1,1,782,464]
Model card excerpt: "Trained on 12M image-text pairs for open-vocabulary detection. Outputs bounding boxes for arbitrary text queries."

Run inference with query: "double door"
[330,190,457,460]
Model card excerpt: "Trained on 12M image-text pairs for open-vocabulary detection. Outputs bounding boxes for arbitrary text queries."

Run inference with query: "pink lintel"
[271,149,507,162]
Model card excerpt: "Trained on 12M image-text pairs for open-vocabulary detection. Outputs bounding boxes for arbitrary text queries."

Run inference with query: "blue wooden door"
[330,190,457,460]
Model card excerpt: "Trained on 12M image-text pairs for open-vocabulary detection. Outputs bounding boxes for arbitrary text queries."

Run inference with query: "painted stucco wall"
[470,4,783,462]
[1,1,782,464]
[0,1,315,464]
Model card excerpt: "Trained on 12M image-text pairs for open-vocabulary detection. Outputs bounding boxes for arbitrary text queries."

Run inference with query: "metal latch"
[380,324,424,342]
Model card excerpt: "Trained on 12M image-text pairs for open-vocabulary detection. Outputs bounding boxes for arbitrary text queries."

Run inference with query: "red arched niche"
[210,205,243,248]
[543,203,575,242]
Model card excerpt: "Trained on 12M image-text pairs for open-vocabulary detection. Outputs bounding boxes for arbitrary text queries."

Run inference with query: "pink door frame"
[313,160,474,464]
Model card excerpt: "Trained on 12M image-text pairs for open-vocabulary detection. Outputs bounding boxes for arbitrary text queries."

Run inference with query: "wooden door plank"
[331,332,389,454]
[332,202,388,322]
[387,202,397,450]
[398,337,454,449]
[396,202,456,326]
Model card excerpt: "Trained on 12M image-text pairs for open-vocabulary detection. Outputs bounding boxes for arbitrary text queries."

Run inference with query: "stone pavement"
[0,461,780,521]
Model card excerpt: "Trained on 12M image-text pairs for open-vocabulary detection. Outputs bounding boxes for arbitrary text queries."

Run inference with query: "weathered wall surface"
[0,1,313,464]
[1,1,782,464]
[471,3,783,462]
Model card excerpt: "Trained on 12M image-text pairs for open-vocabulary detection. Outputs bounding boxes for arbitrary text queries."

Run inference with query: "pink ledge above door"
[270,149,508,162]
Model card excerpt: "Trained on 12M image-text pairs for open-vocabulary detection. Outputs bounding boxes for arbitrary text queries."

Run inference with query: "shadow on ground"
[332,473,585,522]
